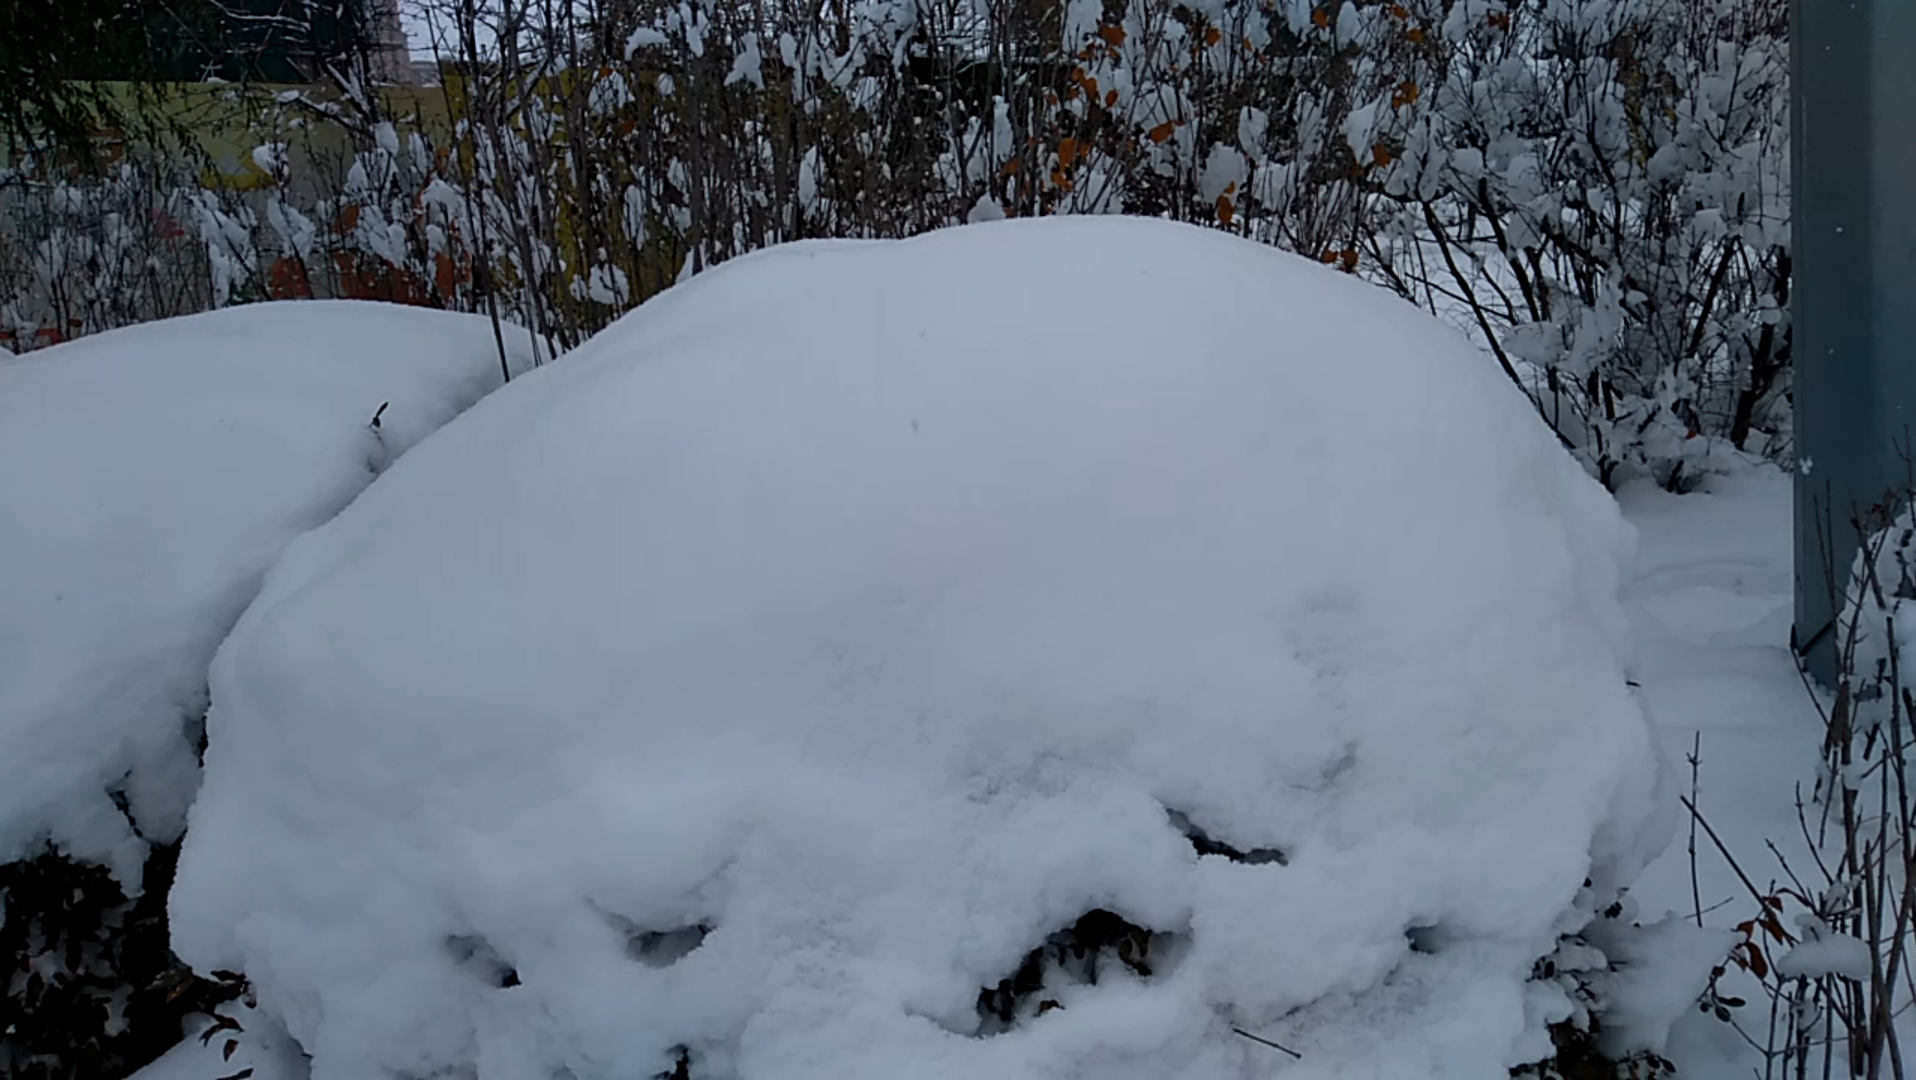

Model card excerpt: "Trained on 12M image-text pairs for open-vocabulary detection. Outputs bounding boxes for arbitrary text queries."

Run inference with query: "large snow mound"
[173,219,1668,1080]
[0,301,532,890]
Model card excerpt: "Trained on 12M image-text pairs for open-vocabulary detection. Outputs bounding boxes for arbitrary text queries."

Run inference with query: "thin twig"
[1233,1026,1303,1059]
[1686,795,1777,913]
[1693,731,1707,927]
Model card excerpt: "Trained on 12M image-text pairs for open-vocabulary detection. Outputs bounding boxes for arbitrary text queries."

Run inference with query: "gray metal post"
[1792,0,1916,683]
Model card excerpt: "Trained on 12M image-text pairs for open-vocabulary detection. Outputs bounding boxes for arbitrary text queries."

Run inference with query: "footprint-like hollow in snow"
[628,924,712,967]
[596,907,714,968]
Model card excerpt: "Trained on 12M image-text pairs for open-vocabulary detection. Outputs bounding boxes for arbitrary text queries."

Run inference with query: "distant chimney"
[364,0,416,84]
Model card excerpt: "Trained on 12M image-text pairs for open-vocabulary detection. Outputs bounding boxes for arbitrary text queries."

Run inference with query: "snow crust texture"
[0,301,531,889]
[171,219,1669,1080]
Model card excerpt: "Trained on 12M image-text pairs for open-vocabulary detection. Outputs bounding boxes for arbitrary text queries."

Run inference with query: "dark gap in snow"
[188,703,211,762]
[972,909,1186,1036]
[1166,808,1286,866]
[654,1045,693,1079]
[105,774,144,841]
[1405,924,1448,955]
[624,922,708,965]
[444,934,520,988]
[596,906,712,968]
[627,925,711,968]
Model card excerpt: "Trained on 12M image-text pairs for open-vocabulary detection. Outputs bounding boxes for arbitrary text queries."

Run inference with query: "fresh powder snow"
[170,218,1674,1080]
[0,301,533,892]
[1613,469,1831,1079]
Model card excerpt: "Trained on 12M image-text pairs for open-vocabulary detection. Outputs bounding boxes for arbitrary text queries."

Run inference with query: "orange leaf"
[999,157,1021,177]
[1406,25,1426,43]
[1204,26,1222,46]
[1058,138,1080,167]
[1105,89,1118,107]
[1311,6,1330,29]
[1388,3,1409,16]
[1099,24,1126,46]
[1050,169,1073,191]
[1319,249,1339,265]
[1148,122,1175,143]
[1216,194,1234,226]
[1340,249,1359,273]
[1371,143,1394,167]
[1488,11,1511,29]
[1391,79,1420,108]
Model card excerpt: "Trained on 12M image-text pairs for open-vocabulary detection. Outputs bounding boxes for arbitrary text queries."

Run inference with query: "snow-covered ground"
[1625,468,1810,924]
[1618,467,1824,1078]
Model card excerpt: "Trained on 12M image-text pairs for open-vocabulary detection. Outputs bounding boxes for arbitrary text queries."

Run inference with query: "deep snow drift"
[0,301,531,890]
[172,218,1673,1080]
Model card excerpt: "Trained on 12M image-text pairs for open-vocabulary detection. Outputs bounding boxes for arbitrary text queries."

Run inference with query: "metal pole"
[1792,0,1916,683]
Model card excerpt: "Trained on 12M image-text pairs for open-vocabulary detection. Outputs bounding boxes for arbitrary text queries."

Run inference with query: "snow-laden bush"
[5,0,1791,491]
[1748,490,1916,1078]
[0,845,246,1080]
[1658,470,1916,1080]
[172,218,1689,1080]
[1368,0,1790,489]
[0,301,533,1074]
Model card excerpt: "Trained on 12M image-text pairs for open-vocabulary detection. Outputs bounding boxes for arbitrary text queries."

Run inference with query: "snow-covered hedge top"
[171,219,1668,1080]
[0,301,533,889]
